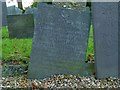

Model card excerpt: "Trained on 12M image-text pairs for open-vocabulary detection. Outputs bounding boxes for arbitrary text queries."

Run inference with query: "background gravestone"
[7,5,22,15]
[24,7,37,23]
[92,2,119,78]
[28,4,94,79]
[25,7,37,17]
[2,2,7,26]
[7,14,34,38]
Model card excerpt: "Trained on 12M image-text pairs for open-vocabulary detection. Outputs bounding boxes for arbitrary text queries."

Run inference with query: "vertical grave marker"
[119,1,120,78]
[28,4,94,79]
[24,7,38,24]
[2,2,7,26]
[7,5,22,15]
[24,7,37,17]
[7,14,34,38]
[92,2,119,78]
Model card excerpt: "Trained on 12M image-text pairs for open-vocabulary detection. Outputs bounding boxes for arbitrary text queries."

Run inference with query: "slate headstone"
[7,5,22,15]
[24,7,37,23]
[7,14,34,38]
[15,7,22,14]
[2,2,7,26]
[25,7,37,17]
[92,2,119,78]
[28,4,93,79]
[119,1,120,78]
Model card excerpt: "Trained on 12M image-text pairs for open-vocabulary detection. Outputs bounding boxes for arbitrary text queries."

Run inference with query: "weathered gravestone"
[25,7,37,17]
[7,14,34,38]
[24,7,37,23]
[119,1,120,78]
[28,4,94,79]
[7,5,22,15]
[92,2,119,78]
[1,2,7,26]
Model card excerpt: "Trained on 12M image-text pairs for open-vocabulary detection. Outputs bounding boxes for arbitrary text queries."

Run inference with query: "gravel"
[1,55,119,89]
[1,74,120,89]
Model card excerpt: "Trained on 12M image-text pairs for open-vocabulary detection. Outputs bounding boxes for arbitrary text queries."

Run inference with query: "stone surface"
[7,5,22,15]
[1,2,7,26]
[118,1,120,78]
[92,2,119,78]
[24,7,37,17]
[24,7,38,23]
[7,14,34,38]
[28,4,93,79]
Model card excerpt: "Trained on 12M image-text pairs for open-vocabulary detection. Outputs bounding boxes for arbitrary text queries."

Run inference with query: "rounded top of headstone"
[24,7,37,14]
[7,5,22,15]
[15,7,23,14]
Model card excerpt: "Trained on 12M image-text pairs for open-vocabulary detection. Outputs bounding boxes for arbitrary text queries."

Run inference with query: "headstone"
[28,4,93,79]
[25,7,37,17]
[15,6,22,14]
[92,2,119,78]
[7,14,34,38]
[24,7,37,23]
[2,2,7,26]
[119,1,120,78]
[7,5,22,15]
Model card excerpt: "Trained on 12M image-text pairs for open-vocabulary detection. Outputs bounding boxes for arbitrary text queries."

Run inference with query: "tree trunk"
[17,0,23,10]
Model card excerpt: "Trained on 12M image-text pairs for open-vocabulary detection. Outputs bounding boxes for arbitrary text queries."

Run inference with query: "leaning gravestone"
[28,4,94,79]
[92,2,119,78]
[7,5,22,15]
[7,14,34,38]
[1,2,7,26]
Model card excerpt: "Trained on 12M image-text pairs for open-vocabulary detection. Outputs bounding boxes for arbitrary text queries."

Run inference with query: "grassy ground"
[87,25,94,56]
[0,27,2,59]
[2,26,94,63]
[2,27,32,64]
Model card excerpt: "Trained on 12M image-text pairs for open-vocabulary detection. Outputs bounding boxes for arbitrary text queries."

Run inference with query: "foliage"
[31,2,37,8]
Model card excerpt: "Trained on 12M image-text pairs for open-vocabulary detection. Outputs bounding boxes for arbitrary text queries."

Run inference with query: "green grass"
[2,27,32,63]
[2,26,94,63]
[0,27,2,59]
[2,27,9,39]
[87,26,94,56]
